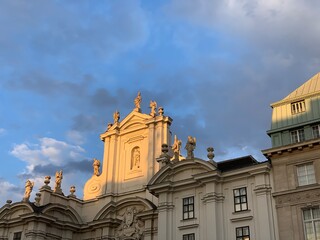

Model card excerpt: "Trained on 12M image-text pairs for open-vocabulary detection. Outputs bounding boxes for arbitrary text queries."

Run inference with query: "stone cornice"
[262,138,320,158]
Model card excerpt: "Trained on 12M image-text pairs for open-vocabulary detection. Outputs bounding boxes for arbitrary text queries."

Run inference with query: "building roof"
[283,72,320,102]
[217,155,261,172]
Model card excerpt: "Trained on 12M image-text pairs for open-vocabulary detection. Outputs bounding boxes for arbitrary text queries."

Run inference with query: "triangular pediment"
[119,111,152,131]
[100,111,153,140]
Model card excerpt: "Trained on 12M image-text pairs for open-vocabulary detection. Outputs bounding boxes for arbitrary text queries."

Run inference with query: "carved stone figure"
[107,123,113,131]
[115,207,145,239]
[113,110,120,124]
[185,136,196,159]
[172,135,182,161]
[93,158,101,176]
[54,170,63,194]
[23,180,34,202]
[131,147,140,170]
[149,100,157,117]
[134,92,142,112]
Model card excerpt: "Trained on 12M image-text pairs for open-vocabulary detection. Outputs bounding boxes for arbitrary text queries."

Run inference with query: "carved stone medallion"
[115,207,145,240]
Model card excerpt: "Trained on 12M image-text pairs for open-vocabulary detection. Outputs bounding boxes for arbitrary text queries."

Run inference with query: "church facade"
[1,72,320,240]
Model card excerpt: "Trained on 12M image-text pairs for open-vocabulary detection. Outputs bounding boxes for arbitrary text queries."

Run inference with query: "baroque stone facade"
[2,72,320,240]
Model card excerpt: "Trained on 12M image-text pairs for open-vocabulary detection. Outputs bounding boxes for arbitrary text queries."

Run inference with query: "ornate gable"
[147,159,217,196]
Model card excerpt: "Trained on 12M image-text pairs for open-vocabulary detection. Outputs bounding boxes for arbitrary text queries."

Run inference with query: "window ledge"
[232,209,251,215]
[178,222,199,230]
[180,217,197,223]
[296,183,318,189]
[230,215,253,222]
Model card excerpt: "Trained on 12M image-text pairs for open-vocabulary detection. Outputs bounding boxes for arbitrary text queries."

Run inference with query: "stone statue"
[54,170,63,193]
[134,92,142,112]
[93,158,101,176]
[185,136,196,159]
[149,100,157,117]
[113,110,120,124]
[172,135,182,161]
[107,123,113,130]
[23,180,34,202]
[131,147,140,170]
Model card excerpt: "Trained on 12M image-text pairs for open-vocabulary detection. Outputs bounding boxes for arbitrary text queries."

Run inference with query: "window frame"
[233,187,248,212]
[312,125,320,139]
[291,100,306,115]
[183,233,195,240]
[236,226,250,240]
[13,232,22,240]
[290,129,305,143]
[297,163,316,186]
[303,208,320,240]
[182,196,195,220]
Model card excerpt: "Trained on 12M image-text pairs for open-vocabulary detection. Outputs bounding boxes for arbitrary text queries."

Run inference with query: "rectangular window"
[183,233,195,240]
[183,196,194,219]
[236,226,250,240]
[312,125,320,139]
[303,208,320,240]
[297,163,316,186]
[13,232,22,240]
[234,187,248,212]
[291,100,306,114]
[291,129,305,143]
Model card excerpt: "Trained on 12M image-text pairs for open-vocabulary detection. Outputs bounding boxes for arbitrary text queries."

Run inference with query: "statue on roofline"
[23,179,34,202]
[172,135,182,161]
[185,136,196,159]
[134,92,142,112]
[149,100,157,117]
[113,110,120,124]
[93,158,101,176]
[54,170,63,194]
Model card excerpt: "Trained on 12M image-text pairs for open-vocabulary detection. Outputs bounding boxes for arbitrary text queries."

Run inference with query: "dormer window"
[291,100,306,114]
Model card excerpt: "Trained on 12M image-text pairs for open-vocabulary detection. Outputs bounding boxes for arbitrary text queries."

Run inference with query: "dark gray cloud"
[90,88,118,108]
[71,114,102,132]
[5,73,92,97]
[31,159,92,176]
[0,1,148,62]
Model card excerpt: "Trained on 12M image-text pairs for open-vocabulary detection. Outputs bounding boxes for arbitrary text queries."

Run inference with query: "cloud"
[0,1,149,66]
[5,73,92,97]
[70,114,102,132]
[0,179,22,205]
[10,137,93,200]
[66,130,85,145]
[31,159,92,176]
[166,0,320,61]
[11,137,86,170]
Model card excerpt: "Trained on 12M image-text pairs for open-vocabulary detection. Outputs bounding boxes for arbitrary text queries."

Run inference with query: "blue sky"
[1,0,320,204]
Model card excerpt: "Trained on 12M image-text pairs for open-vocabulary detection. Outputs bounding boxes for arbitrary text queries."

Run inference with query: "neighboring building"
[0,89,280,240]
[262,72,320,240]
[148,155,277,240]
